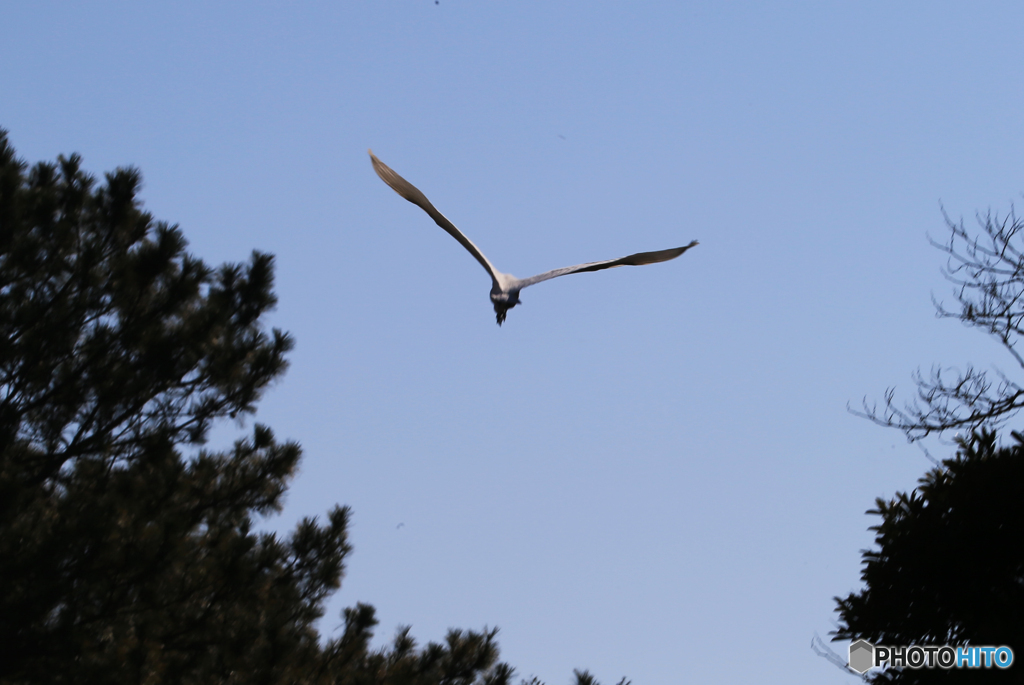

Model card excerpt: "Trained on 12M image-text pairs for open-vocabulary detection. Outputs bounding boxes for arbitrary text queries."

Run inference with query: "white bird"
[369,150,699,325]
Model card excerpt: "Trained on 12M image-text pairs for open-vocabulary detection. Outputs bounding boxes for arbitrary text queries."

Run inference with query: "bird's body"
[369,150,698,324]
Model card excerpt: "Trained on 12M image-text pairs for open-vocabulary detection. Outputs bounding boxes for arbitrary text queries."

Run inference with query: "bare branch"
[858,205,1024,441]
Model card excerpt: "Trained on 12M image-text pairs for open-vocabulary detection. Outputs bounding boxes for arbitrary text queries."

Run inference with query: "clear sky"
[5,3,1024,683]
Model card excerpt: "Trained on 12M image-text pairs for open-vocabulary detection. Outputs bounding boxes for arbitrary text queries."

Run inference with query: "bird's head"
[490,289,522,326]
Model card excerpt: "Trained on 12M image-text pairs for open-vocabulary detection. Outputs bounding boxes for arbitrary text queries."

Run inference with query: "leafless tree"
[856,206,1024,441]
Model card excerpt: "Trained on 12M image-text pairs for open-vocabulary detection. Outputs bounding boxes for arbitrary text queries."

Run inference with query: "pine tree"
[0,130,526,685]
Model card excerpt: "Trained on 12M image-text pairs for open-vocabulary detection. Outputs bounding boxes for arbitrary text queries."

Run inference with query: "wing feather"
[513,241,698,289]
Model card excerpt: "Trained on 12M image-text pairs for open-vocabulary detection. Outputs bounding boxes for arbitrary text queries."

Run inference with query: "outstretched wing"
[369,150,500,284]
[513,241,698,289]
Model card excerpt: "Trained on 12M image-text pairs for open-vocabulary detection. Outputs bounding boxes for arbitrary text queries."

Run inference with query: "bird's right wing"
[514,241,698,289]
[369,150,501,284]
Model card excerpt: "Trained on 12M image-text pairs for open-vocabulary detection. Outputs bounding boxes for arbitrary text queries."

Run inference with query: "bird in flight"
[369,150,698,325]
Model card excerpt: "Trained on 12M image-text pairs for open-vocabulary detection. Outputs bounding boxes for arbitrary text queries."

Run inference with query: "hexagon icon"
[848,640,874,674]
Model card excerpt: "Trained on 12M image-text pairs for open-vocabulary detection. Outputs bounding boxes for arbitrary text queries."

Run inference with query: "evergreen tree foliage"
[0,130,554,684]
[833,430,1024,683]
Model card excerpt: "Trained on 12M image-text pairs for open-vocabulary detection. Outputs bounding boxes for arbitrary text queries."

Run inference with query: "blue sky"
[5,3,1024,683]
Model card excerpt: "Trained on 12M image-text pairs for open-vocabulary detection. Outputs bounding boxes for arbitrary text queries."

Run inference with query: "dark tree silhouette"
[833,430,1024,683]
[857,207,1024,442]
[0,130,597,684]
[570,672,630,685]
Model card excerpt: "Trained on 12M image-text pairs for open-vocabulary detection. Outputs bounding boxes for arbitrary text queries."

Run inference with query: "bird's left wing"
[369,150,501,284]
[513,240,698,290]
